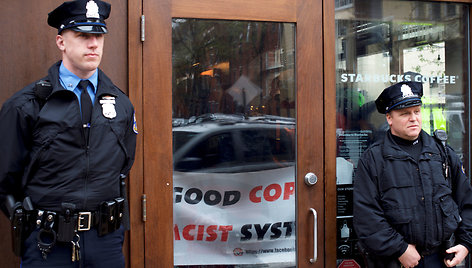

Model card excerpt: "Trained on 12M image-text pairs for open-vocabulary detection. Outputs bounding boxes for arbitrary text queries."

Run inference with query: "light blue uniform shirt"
[59,62,98,106]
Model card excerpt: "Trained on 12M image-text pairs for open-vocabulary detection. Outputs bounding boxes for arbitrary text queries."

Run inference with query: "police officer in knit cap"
[353,78,472,268]
[0,0,137,267]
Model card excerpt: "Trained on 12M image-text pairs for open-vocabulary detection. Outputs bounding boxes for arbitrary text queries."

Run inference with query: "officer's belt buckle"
[77,212,92,231]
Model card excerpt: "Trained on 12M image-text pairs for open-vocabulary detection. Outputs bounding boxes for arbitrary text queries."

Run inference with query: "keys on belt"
[33,198,125,260]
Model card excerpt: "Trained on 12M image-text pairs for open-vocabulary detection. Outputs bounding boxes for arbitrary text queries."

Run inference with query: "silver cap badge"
[86,1,100,19]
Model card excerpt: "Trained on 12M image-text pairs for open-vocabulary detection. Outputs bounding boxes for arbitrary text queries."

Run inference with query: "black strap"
[433,129,451,183]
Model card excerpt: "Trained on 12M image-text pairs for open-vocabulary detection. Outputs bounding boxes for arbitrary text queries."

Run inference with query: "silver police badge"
[86,1,100,19]
[100,96,116,119]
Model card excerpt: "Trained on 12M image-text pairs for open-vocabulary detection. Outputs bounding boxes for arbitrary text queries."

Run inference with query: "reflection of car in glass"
[173,114,297,266]
[173,114,296,173]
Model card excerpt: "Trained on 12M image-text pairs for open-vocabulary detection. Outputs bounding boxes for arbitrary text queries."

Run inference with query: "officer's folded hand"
[398,244,421,268]
[444,244,468,267]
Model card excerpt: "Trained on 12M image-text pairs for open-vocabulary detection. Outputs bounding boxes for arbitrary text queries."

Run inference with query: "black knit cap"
[48,0,111,34]
[375,80,423,114]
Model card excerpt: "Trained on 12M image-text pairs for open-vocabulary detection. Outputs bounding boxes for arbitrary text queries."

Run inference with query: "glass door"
[141,0,333,267]
[171,19,296,267]
[334,1,470,267]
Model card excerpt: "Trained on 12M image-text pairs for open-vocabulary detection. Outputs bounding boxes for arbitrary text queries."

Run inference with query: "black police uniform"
[0,61,136,212]
[353,81,472,266]
[0,1,136,267]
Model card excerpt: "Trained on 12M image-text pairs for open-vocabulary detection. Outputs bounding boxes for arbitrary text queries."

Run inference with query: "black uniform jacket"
[0,61,137,212]
[353,130,472,258]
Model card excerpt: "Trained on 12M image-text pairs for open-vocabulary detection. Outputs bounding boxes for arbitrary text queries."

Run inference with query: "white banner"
[173,166,296,265]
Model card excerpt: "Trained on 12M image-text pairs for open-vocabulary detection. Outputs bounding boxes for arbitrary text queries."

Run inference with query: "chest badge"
[100,95,116,119]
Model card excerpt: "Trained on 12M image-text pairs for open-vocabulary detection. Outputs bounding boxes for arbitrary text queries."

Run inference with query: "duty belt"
[34,197,125,241]
[32,197,125,260]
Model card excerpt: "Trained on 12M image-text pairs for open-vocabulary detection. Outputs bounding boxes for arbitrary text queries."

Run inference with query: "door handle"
[309,208,317,263]
[305,172,318,186]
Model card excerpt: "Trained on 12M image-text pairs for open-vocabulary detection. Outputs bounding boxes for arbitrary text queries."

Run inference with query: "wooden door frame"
[128,0,145,267]
[323,0,337,267]
[137,0,336,267]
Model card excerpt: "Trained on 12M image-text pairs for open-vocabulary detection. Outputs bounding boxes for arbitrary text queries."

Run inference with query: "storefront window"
[335,1,470,267]
[172,19,296,267]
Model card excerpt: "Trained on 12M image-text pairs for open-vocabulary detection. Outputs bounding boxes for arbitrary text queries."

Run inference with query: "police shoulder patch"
[133,112,138,134]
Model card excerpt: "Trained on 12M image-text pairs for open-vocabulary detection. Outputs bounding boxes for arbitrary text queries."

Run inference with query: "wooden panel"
[0,1,61,266]
[0,0,59,105]
[128,0,145,267]
[322,0,337,267]
[0,0,127,100]
[143,0,174,266]
[296,0,325,267]
[101,0,129,91]
[172,0,296,22]
[0,0,129,267]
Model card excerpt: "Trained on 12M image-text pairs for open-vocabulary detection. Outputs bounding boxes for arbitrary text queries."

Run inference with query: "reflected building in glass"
[335,1,469,266]
[172,19,295,120]
[172,19,296,267]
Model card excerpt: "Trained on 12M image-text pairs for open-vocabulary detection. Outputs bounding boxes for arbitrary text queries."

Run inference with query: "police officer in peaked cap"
[48,0,111,34]
[375,80,423,115]
[0,0,137,267]
[353,78,472,267]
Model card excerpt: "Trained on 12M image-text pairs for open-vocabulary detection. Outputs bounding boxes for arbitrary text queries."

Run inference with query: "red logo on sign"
[338,259,360,268]
[233,248,243,256]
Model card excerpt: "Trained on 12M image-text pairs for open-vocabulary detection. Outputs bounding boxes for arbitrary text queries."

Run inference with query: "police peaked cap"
[375,80,423,114]
[48,0,111,34]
